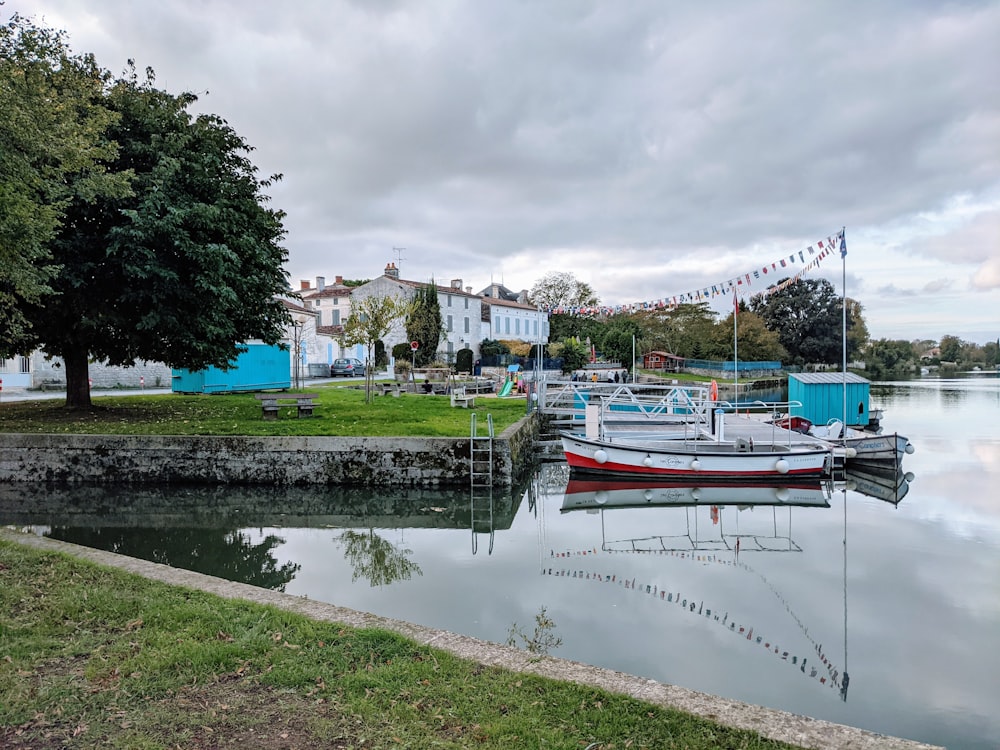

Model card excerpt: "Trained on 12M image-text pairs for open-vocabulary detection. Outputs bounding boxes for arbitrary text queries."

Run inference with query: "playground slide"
[498,380,514,397]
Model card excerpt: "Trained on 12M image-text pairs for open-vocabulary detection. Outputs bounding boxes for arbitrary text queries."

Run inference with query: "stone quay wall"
[0,415,540,488]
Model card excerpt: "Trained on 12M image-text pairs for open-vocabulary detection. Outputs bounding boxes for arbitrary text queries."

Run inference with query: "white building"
[350,264,483,365]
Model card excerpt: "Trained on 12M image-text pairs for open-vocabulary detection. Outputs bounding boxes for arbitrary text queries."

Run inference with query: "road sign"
[410,341,419,351]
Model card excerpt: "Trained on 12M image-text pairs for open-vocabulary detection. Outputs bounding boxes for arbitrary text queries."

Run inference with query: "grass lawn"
[0,538,803,750]
[0,385,530,437]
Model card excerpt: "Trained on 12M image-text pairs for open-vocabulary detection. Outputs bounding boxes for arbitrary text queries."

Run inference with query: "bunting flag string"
[546,229,845,317]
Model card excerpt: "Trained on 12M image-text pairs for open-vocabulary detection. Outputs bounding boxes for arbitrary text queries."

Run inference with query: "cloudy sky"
[11,1,1000,343]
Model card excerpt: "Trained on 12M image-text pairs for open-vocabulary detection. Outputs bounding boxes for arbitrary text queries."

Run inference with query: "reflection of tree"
[47,527,300,591]
[337,529,422,587]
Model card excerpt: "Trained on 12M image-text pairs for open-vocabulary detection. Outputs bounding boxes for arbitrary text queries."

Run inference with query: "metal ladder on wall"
[470,412,495,555]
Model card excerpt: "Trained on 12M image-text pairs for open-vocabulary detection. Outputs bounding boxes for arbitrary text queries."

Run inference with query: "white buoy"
[690,459,701,471]
[775,459,790,474]
[845,447,858,458]
[690,487,701,501]
[774,487,790,502]
[905,442,915,454]
[642,455,653,467]
[643,489,654,502]
[595,490,609,504]
[594,449,608,464]
[904,471,915,482]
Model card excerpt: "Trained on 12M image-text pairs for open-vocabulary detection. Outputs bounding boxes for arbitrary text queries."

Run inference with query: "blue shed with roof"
[171,343,290,394]
[789,372,871,429]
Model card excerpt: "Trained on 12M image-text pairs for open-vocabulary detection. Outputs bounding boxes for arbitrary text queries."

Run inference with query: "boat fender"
[709,380,719,401]
[642,454,653,467]
[593,449,608,464]
[845,447,858,458]
[690,487,701,501]
[594,490,609,504]
[774,459,790,474]
[905,442,915,454]
[774,487,790,502]
[643,489,654,502]
[690,459,701,471]
[904,472,915,482]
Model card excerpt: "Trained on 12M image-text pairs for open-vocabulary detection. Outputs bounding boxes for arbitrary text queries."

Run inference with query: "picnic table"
[253,392,318,420]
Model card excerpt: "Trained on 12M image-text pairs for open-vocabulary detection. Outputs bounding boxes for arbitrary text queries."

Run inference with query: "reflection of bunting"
[546,547,845,693]
[545,230,845,317]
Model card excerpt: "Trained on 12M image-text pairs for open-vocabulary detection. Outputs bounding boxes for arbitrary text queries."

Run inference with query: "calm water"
[3,375,998,749]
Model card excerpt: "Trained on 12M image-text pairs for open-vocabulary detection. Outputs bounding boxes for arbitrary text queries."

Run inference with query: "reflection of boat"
[560,431,832,480]
[841,466,913,506]
[561,477,832,511]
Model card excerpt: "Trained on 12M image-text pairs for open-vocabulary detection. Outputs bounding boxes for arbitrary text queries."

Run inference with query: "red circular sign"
[410,341,419,350]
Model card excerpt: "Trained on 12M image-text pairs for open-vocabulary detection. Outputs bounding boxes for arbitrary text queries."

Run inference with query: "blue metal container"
[171,343,291,393]
[789,372,870,428]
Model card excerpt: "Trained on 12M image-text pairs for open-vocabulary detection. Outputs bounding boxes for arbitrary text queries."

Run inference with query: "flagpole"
[733,290,739,413]
[841,227,847,428]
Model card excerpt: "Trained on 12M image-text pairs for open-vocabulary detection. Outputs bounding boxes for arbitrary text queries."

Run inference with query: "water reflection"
[1,481,526,591]
[337,529,422,587]
[549,471,850,701]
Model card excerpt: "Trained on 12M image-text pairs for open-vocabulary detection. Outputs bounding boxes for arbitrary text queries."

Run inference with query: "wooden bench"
[253,392,319,420]
[450,387,476,408]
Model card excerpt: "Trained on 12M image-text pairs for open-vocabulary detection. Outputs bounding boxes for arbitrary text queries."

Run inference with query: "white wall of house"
[1,355,35,389]
[439,285,482,362]
[27,352,173,390]
[484,300,549,345]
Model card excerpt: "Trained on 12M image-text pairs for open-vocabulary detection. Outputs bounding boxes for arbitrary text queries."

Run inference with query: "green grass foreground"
[0,540,801,750]
[0,386,530,437]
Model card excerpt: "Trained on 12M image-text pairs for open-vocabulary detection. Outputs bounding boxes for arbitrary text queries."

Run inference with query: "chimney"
[335,275,343,284]
[385,262,400,279]
[316,276,325,291]
[466,286,472,294]
[300,280,310,290]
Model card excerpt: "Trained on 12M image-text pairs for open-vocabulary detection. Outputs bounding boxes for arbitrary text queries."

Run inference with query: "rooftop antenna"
[393,247,406,274]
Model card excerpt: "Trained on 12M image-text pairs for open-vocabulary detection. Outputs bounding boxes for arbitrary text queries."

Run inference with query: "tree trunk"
[63,348,92,409]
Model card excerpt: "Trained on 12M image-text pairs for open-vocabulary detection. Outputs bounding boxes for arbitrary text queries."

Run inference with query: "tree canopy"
[0,14,128,351]
[4,23,291,408]
[528,271,599,310]
[405,282,444,367]
[343,293,411,401]
[750,279,845,366]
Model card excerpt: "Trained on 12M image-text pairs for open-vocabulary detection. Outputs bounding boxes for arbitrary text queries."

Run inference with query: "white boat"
[842,465,913,506]
[560,431,833,480]
[807,419,914,468]
[561,477,832,511]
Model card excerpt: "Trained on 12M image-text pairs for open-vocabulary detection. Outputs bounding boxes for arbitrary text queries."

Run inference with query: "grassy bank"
[0,386,529,437]
[0,538,800,750]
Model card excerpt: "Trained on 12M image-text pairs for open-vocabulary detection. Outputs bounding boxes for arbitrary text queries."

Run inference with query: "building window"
[464,297,469,309]
[316,310,323,326]
[515,319,521,336]
[504,317,510,334]
[332,310,340,325]
[464,317,469,334]
[20,356,30,373]
[447,294,452,307]
[447,315,453,332]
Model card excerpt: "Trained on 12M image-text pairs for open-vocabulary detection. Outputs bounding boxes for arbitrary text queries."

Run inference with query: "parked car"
[330,358,366,377]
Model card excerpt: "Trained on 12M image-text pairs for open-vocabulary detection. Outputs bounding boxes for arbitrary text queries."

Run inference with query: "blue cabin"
[788,372,871,429]
[172,343,291,394]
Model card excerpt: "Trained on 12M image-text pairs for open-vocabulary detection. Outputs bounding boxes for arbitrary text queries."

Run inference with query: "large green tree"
[598,314,643,367]
[19,63,290,408]
[633,303,718,359]
[750,279,846,366]
[405,281,444,367]
[0,14,128,351]
[528,271,599,310]
[711,308,788,362]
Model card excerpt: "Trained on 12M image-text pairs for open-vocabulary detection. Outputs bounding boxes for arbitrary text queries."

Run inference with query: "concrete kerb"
[1,529,941,750]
